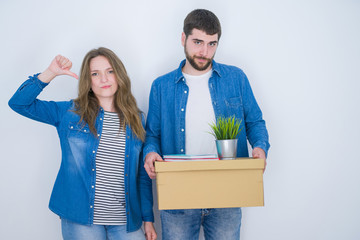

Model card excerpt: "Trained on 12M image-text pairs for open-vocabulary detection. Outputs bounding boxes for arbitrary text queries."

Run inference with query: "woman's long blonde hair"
[73,47,145,141]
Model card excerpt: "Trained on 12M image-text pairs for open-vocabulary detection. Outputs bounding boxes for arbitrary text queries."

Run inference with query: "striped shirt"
[93,111,127,225]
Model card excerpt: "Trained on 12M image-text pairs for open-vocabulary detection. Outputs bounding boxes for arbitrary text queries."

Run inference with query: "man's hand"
[38,55,78,83]
[144,152,163,179]
[144,221,157,240]
[252,147,267,172]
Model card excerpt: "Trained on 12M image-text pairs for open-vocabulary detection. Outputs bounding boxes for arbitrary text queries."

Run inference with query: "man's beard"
[184,45,214,71]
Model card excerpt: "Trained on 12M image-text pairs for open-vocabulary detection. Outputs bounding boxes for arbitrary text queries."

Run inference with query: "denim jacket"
[8,74,154,232]
[144,60,270,158]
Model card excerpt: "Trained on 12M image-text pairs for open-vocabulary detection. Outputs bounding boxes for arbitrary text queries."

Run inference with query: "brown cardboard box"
[155,158,264,210]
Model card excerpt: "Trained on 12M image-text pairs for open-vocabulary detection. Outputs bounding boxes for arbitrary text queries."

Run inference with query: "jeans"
[160,208,242,240]
[61,219,145,240]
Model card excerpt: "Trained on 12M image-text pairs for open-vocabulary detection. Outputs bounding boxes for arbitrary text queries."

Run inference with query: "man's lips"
[195,57,209,63]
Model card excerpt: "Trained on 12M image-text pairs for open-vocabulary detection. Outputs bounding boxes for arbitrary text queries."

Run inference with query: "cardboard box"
[155,158,264,210]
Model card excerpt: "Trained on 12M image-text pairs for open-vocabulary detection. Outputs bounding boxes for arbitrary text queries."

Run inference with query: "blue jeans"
[160,208,242,240]
[61,219,145,240]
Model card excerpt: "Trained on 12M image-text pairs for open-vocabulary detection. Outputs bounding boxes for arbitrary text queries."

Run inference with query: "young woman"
[9,47,157,240]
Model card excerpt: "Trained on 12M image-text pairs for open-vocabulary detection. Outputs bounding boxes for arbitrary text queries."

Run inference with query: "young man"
[143,9,270,240]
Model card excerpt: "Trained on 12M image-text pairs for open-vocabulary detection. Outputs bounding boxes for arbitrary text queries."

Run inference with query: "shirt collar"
[174,59,221,83]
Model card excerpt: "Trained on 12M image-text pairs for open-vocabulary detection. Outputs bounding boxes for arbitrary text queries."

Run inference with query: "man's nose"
[199,45,208,57]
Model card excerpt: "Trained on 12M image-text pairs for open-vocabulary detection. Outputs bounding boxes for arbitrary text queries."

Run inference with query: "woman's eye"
[108,70,114,74]
[91,73,98,77]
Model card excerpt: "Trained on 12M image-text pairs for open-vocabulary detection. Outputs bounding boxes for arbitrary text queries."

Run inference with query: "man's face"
[182,28,219,72]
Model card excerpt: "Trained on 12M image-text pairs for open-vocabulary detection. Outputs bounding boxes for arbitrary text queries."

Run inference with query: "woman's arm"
[8,55,78,126]
[144,221,157,240]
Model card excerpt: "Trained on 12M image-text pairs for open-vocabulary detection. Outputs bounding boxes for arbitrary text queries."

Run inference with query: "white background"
[1,0,359,239]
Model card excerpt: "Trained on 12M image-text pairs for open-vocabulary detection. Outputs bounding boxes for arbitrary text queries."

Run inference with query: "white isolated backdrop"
[1,0,359,239]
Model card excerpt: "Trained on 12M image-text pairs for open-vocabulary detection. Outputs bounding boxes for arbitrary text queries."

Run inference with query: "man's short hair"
[183,9,222,40]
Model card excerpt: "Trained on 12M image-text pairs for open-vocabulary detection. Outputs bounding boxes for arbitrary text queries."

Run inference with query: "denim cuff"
[253,142,270,157]
[29,73,49,90]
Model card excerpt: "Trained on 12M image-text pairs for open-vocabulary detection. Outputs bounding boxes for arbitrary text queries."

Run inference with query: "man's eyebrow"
[192,38,218,44]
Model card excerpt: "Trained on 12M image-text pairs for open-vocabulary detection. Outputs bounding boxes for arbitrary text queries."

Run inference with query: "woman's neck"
[99,99,116,112]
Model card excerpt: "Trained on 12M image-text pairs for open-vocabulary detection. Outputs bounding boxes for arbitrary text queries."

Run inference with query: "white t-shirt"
[183,70,217,155]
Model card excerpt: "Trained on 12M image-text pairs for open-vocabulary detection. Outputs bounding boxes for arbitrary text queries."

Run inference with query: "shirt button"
[181,108,184,111]
[70,126,73,129]
[126,155,129,158]
[92,169,95,171]
[92,185,94,188]
[100,118,103,121]
[90,205,93,208]
[97,134,100,137]
[184,91,187,94]
[181,129,184,132]
[84,130,87,132]
[181,149,184,152]
[127,136,130,139]
[93,150,95,153]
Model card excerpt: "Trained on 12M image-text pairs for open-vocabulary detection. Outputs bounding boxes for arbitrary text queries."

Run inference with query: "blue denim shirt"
[8,74,154,232]
[144,60,270,158]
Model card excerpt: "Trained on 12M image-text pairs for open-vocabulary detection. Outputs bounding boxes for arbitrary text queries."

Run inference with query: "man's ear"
[181,32,186,47]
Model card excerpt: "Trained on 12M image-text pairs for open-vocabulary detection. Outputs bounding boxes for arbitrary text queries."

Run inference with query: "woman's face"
[90,56,118,105]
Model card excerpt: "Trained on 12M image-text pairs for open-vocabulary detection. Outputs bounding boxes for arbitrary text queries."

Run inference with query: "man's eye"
[209,42,217,47]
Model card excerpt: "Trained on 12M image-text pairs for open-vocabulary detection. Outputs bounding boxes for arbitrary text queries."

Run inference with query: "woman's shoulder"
[54,100,76,112]
[57,100,83,121]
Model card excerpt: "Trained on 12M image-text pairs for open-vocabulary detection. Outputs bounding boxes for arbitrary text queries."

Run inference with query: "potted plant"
[209,116,243,160]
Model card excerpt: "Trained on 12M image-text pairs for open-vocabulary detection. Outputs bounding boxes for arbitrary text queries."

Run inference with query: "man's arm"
[143,81,164,179]
[240,72,270,169]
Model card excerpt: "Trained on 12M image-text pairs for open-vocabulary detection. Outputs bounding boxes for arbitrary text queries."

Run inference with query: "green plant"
[209,116,243,140]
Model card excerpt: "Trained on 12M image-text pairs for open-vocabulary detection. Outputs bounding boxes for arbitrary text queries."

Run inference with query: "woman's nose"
[100,73,108,82]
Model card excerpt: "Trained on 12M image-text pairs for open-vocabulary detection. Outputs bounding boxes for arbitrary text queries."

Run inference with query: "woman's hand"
[144,221,157,240]
[38,55,78,83]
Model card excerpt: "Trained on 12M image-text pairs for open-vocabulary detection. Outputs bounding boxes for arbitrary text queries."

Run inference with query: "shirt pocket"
[225,96,242,107]
[224,97,244,117]
[67,122,91,142]
[66,122,92,167]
